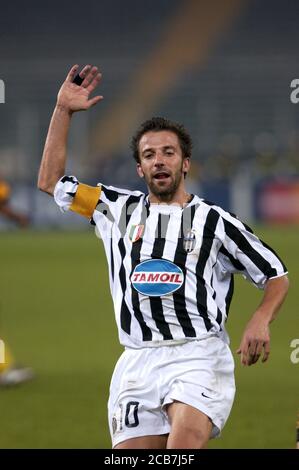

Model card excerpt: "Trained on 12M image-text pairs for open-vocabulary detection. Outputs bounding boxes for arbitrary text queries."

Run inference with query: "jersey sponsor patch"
[131,259,184,297]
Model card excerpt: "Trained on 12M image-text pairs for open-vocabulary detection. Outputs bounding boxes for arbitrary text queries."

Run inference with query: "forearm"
[38,105,72,195]
[253,275,289,324]
[38,65,102,195]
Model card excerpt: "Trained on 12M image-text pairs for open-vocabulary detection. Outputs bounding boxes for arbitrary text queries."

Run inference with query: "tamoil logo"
[131,259,184,297]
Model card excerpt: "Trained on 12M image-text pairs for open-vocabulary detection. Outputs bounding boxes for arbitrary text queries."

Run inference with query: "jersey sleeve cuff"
[267,271,289,280]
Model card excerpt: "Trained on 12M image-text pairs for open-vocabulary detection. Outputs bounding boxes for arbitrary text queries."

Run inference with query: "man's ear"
[136,163,144,178]
[182,158,190,177]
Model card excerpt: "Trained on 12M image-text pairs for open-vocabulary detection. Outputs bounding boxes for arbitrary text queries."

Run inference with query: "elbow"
[37,177,54,196]
[282,275,290,303]
[283,274,290,294]
[267,274,290,296]
[280,274,290,292]
[37,178,44,192]
[273,274,290,297]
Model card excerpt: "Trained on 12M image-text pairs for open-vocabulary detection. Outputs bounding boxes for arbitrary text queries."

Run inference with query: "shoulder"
[99,183,145,202]
[198,198,250,231]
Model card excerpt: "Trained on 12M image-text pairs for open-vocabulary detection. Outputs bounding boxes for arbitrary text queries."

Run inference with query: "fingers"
[248,340,259,365]
[248,339,257,357]
[237,338,257,366]
[262,341,270,363]
[66,64,92,83]
[86,72,102,94]
[236,341,249,366]
[238,349,247,365]
[86,95,104,109]
[237,340,270,366]
[81,66,98,88]
[66,64,79,82]
[248,340,270,365]
[250,341,263,365]
[66,65,102,92]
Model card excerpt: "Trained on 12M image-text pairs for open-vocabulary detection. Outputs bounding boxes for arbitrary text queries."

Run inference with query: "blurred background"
[0,0,298,449]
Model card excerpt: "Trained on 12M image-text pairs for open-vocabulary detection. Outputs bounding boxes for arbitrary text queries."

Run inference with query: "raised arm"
[37,64,103,195]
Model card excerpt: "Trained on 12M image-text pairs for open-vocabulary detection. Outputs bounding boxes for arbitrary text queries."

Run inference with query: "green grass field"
[0,227,298,448]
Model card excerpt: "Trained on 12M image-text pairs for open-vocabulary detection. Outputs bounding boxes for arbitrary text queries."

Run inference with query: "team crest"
[183,229,197,253]
[129,224,144,242]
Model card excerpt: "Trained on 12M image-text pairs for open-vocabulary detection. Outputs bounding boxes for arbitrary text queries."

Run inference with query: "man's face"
[136,131,190,199]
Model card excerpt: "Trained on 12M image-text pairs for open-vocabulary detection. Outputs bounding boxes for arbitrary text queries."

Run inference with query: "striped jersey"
[54,176,287,349]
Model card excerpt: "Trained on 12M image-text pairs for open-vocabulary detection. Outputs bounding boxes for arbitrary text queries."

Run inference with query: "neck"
[148,190,191,207]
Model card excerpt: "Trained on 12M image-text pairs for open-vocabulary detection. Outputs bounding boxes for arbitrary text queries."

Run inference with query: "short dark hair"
[131,117,193,163]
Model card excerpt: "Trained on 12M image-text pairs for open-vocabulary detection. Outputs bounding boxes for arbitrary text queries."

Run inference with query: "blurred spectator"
[0,178,29,227]
[0,177,34,387]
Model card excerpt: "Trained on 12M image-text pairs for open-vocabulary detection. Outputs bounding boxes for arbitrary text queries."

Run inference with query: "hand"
[57,64,103,113]
[236,314,270,366]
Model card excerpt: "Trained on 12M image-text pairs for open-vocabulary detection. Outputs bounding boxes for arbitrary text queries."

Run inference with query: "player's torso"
[95,196,226,347]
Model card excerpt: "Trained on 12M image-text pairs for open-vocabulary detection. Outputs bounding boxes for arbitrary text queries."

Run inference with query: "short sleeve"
[219,212,288,289]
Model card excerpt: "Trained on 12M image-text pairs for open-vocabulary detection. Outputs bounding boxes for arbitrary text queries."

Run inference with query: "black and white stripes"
[54,177,288,349]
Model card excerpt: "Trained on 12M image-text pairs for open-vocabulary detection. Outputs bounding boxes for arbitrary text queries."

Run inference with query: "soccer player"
[38,65,289,449]
[0,179,34,386]
[0,179,29,227]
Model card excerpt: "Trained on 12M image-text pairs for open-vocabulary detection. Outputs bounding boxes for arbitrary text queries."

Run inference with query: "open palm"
[57,64,103,112]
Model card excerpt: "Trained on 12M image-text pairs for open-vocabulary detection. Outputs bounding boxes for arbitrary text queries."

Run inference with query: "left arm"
[237,275,290,366]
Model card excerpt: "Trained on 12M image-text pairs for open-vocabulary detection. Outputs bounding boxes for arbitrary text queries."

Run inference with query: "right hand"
[57,64,103,113]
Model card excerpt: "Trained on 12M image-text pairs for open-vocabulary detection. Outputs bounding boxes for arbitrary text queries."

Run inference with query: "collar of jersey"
[144,194,197,213]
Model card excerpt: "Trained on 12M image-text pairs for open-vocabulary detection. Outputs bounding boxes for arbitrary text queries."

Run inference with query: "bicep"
[53,176,101,219]
[70,183,101,219]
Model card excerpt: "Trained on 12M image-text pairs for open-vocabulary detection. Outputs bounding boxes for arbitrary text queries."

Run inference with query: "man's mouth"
[153,171,171,180]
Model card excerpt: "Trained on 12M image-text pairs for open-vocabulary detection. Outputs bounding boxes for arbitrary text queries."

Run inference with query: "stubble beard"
[145,165,184,202]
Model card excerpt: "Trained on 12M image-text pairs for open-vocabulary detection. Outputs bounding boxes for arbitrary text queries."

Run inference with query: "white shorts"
[108,336,235,448]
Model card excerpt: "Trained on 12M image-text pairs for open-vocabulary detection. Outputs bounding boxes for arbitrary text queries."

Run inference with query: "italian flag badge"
[129,224,144,242]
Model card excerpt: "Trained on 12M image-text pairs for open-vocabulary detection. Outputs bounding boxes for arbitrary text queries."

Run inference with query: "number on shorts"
[125,401,139,428]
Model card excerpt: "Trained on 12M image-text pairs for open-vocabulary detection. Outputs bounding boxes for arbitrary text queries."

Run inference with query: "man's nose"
[154,152,165,165]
